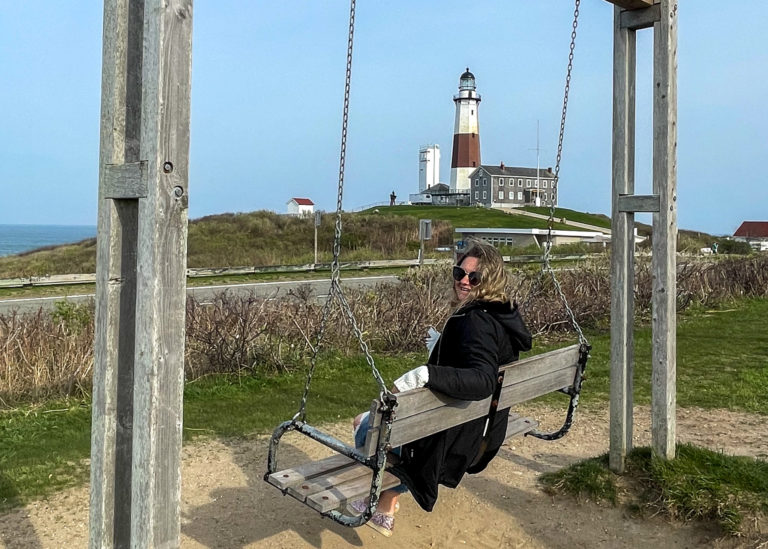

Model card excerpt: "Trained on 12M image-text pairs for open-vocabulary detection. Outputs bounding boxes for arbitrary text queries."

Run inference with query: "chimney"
[500,161,505,170]
[547,166,553,174]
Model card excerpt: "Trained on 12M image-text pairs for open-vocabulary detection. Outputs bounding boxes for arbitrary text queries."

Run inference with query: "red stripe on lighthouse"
[451,133,480,168]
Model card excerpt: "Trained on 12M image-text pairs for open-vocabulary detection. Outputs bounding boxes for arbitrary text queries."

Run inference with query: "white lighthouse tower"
[449,68,481,193]
[418,144,440,192]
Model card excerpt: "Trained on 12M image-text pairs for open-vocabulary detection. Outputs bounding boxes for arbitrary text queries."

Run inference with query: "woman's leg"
[377,490,399,515]
[353,411,405,515]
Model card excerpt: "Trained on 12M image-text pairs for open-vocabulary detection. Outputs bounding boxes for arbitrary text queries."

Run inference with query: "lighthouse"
[449,68,481,193]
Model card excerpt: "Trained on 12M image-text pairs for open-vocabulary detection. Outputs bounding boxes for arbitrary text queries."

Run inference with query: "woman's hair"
[453,239,510,305]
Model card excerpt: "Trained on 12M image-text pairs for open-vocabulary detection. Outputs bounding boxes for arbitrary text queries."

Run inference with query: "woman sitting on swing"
[350,240,532,536]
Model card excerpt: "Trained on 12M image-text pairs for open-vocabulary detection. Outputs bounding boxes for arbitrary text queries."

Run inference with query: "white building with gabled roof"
[286,197,314,216]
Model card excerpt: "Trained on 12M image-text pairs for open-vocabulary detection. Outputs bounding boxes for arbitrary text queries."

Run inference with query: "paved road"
[0,275,400,315]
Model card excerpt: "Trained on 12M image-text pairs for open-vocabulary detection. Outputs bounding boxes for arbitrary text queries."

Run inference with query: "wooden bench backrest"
[361,344,581,457]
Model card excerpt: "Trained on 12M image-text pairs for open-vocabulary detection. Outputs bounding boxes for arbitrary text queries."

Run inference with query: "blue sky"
[0,1,765,236]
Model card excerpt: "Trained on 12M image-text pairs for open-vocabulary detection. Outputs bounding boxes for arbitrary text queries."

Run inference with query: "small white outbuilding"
[286,197,314,216]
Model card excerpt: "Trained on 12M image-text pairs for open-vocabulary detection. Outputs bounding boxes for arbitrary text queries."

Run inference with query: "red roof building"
[286,197,315,216]
[733,221,768,238]
[733,221,768,252]
[290,198,314,206]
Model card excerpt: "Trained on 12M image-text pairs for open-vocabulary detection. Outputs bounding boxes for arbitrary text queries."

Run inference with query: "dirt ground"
[2,405,766,549]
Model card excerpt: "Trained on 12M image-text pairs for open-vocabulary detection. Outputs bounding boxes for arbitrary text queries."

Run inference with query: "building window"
[526,179,531,188]
[474,191,479,199]
[542,192,548,201]
[498,191,504,200]
[517,191,523,200]
[508,191,514,199]
[543,180,548,188]
[475,179,479,186]
[535,181,539,188]
[483,191,487,199]
[499,178,504,186]
[483,178,487,186]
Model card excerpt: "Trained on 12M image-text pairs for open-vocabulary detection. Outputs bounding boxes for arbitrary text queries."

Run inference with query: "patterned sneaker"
[367,512,395,537]
[347,498,367,515]
[346,499,395,537]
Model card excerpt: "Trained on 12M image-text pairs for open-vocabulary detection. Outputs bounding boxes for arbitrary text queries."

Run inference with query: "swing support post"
[90,0,193,546]
[609,0,677,472]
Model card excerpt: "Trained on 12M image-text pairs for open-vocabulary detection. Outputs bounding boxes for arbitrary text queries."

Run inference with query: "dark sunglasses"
[452,265,482,286]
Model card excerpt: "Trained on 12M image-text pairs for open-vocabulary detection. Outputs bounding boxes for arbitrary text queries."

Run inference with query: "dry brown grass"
[2,255,766,407]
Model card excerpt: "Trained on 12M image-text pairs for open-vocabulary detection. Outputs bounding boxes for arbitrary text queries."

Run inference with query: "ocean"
[0,224,97,257]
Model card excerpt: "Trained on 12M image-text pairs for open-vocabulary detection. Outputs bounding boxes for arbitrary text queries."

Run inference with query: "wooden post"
[608,0,676,469]
[314,211,321,265]
[651,0,677,460]
[90,0,193,547]
[609,5,637,473]
[419,219,431,267]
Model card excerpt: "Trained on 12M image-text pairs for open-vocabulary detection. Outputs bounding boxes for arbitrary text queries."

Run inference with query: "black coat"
[390,299,532,511]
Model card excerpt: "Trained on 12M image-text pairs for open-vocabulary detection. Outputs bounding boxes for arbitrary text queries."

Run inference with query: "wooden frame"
[610,0,677,472]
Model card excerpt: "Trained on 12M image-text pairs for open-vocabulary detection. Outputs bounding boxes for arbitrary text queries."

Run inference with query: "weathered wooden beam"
[604,0,655,9]
[90,0,193,547]
[609,5,637,474]
[103,161,148,199]
[130,0,193,545]
[90,0,142,544]
[651,0,677,461]
[617,194,660,213]
[620,3,661,29]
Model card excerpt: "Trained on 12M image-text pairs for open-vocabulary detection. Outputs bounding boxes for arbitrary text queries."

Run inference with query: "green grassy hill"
[360,205,573,229]
[0,206,719,278]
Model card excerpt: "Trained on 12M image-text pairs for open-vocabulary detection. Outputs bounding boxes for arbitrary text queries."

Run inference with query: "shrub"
[1,255,767,406]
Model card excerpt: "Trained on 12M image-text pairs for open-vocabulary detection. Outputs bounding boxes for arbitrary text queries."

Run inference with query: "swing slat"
[306,469,402,513]
[266,453,353,491]
[506,413,539,438]
[288,461,372,502]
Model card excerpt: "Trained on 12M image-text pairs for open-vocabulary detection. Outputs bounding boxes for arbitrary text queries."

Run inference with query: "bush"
[2,255,767,406]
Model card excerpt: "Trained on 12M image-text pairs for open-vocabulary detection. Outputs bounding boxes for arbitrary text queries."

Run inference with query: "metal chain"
[294,0,389,421]
[535,0,588,346]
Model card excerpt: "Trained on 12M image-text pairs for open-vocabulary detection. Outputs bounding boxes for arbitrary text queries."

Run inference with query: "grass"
[362,204,572,230]
[520,206,612,229]
[0,401,91,510]
[1,298,766,524]
[533,298,768,415]
[0,354,418,509]
[540,444,768,536]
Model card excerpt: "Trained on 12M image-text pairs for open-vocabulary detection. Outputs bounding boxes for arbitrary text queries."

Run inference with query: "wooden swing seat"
[266,344,581,513]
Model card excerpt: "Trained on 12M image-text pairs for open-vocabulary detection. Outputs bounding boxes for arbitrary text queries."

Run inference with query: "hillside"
[0,206,714,278]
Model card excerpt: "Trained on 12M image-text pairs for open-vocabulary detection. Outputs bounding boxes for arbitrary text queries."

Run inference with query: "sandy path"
[2,405,766,548]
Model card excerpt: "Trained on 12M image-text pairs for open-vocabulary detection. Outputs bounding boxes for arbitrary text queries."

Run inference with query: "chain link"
[294,0,389,421]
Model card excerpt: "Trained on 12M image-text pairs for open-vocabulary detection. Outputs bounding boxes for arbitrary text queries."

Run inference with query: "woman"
[351,241,532,536]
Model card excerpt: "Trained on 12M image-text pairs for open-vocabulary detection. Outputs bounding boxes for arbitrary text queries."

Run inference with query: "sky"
[0,1,765,236]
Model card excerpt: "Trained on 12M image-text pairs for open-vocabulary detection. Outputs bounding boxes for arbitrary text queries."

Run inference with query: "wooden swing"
[264,0,590,528]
